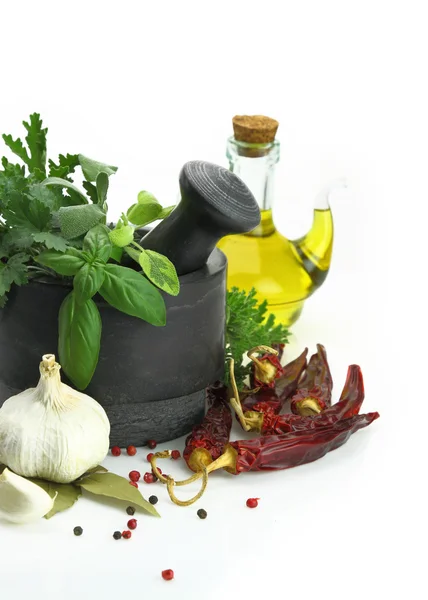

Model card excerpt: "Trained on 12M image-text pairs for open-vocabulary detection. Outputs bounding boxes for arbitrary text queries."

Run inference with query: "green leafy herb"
[42,177,88,205]
[76,472,159,517]
[33,232,67,252]
[0,253,30,299]
[225,287,289,387]
[36,248,85,276]
[100,264,166,326]
[82,180,98,204]
[48,153,79,180]
[73,263,105,304]
[96,172,109,206]
[139,249,180,296]
[3,195,51,232]
[2,113,48,175]
[58,292,102,389]
[57,204,105,239]
[127,190,163,227]
[82,224,111,263]
[78,154,118,182]
[1,113,176,390]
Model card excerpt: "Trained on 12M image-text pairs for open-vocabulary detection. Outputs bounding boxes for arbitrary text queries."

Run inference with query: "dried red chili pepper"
[247,345,284,389]
[183,383,232,473]
[221,412,379,473]
[290,344,333,415]
[154,410,379,506]
[272,342,286,361]
[242,348,308,415]
[238,364,364,435]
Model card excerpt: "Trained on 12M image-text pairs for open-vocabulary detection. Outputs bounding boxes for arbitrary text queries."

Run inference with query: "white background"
[0,1,426,599]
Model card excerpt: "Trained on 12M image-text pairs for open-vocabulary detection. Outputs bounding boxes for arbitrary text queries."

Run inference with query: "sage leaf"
[139,250,180,296]
[36,249,85,276]
[96,172,109,206]
[73,263,105,304]
[79,154,118,182]
[100,264,166,326]
[42,177,88,204]
[59,292,102,389]
[127,202,162,227]
[110,246,123,263]
[158,205,176,219]
[83,224,112,263]
[29,479,82,519]
[58,204,106,239]
[76,472,159,517]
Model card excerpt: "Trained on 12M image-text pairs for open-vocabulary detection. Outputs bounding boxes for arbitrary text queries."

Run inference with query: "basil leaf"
[76,472,159,517]
[78,154,118,182]
[42,177,88,204]
[83,224,112,263]
[58,292,102,389]
[100,264,166,326]
[58,204,105,239]
[127,202,162,227]
[96,172,109,206]
[139,250,180,296]
[29,479,82,519]
[73,263,105,304]
[36,249,85,276]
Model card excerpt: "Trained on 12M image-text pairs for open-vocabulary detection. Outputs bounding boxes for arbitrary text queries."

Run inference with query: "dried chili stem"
[247,345,279,370]
[228,358,252,432]
[166,464,209,506]
[150,451,202,486]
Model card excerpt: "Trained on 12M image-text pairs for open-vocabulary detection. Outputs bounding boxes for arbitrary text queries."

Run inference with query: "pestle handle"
[140,160,260,275]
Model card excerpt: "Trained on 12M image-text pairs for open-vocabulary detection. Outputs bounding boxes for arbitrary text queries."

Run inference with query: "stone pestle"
[140,160,261,275]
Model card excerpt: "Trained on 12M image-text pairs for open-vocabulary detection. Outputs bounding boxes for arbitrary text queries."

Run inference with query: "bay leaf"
[80,464,109,477]
[76,472,160,517]
[29,479,82,519]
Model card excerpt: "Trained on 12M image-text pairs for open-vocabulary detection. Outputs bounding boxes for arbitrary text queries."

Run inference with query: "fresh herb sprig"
[0,114,178,389]
[225,287,289,388]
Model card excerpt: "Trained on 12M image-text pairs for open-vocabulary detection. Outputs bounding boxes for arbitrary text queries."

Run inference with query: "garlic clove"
[0,468,55,524]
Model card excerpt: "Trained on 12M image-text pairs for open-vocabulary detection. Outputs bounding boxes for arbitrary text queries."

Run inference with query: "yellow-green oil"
[218,208,333,326]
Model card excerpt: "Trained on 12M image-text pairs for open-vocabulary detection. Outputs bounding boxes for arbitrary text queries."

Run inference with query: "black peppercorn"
[126,506,135,515]
[113,531,122,540]
[73,526,83,536]
[149,495,158,505]
[197,509,207,519]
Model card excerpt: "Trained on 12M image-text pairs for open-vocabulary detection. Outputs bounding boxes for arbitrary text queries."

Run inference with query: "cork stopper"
[232,115,279,144]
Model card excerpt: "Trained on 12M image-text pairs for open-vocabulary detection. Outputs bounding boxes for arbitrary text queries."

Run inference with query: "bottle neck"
[227,137,280,236]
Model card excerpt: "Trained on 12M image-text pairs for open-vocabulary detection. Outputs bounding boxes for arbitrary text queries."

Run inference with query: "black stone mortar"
[0,160,260,446]
[0,249,226,446]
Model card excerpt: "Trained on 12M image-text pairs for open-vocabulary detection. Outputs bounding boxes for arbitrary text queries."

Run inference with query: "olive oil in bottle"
[217,115,334,326]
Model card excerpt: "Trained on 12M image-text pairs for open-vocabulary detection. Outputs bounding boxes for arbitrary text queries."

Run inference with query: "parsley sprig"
[225,287,289,387]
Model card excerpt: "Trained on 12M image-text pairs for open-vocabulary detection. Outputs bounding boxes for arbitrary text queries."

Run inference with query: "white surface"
[0,1,426,599]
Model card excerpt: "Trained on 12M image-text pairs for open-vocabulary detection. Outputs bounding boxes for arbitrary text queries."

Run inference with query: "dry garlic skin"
[0,355,110,484]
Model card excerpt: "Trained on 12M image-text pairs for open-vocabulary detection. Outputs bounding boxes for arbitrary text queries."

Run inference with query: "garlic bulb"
[0,354,110,484]
[0,468,55,523]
